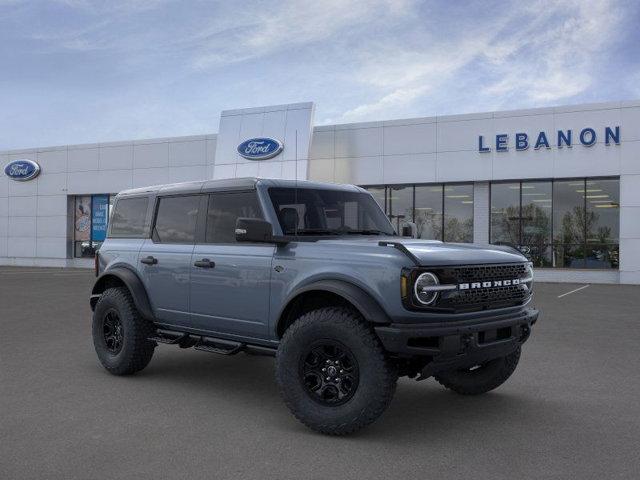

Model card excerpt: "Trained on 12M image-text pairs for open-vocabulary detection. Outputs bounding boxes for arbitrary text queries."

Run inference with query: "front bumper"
[375,307,538,377]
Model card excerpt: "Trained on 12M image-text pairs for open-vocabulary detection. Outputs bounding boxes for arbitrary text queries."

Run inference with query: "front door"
[138,194,203,327]
[189,191,274,337]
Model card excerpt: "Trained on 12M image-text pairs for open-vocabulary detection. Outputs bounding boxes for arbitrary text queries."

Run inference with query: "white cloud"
[0,0,634,149]
[482,0,621,105]
[339,85,429,121]
[337,36,494,121]
[191,0,414,69]
[334,0,625,122]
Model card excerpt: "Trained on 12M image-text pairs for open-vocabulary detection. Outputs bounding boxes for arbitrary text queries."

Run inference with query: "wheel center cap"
[327,366,338,376]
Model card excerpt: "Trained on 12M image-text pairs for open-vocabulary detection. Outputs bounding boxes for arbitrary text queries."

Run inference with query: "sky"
[1,0,639,150]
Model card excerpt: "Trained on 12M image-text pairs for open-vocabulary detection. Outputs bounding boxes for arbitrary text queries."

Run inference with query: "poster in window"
[91,195,109,242]
[75,196,91,241]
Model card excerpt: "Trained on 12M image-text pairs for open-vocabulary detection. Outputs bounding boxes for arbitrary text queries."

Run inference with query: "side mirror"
[401,222,417,238]
[235,218,273,243]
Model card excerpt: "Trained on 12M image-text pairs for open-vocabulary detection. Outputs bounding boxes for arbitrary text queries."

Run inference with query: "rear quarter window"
[109,197,149,238]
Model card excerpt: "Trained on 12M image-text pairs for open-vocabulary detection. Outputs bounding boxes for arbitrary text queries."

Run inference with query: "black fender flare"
[90,267,154,321]
[277,279,391,333]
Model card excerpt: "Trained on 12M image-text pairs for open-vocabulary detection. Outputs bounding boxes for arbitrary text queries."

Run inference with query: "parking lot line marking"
[557,284,590,298]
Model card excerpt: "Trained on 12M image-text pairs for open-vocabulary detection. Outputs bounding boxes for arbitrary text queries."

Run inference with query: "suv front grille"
[430,263,530,312]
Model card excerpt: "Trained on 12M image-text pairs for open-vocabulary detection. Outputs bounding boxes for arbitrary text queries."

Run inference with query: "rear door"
[138,194,204,327]
[189,191,274,337]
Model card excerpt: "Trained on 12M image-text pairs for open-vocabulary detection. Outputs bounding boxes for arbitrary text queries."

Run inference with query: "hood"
[390,239,527,266]
[316,237,527,266]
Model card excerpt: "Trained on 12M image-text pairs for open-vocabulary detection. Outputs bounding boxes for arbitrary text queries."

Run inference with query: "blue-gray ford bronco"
[90,178,538,435]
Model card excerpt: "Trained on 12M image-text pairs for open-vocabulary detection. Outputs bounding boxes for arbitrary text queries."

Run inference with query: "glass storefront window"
[444,184,473,243]
[74,194,114,258]
[388,185,413,233]
[490,178,619,269]
[553,180,586,245]
[585,179,619,242]
[366,187,386,213]
[414,185,442,240]
[490,183,520,246]
[363,183,474,242]
[585,178,619,269]
[521,181,552,266]
[553,180,587,268]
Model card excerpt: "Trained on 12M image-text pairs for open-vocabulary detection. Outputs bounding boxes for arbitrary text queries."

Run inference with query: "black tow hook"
[520,325,531,342]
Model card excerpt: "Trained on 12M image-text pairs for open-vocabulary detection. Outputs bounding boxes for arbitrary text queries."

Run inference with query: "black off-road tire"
[434,347,521,395]
[276,307,397,435]
[92,287,156,375]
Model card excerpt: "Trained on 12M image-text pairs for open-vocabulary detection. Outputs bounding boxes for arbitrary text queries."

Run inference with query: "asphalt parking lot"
[1,268,639,480]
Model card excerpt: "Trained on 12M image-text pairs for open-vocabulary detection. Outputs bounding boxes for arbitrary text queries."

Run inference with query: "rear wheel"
[434,347,521,395]
[276,307,397,435]
[92,287,155,375]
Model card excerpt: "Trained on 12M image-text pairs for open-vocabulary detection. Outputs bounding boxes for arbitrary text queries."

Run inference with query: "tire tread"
[93,287,155,376]
[276,307,397,435]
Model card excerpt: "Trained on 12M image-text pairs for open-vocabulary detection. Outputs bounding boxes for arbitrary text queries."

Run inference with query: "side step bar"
[148,329,277,357]
[194,336,243,355]
[149,329,190,345]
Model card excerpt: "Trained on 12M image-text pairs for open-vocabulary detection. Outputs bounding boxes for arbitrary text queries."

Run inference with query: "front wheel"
[434,347,521,395]
[275,307,397,435]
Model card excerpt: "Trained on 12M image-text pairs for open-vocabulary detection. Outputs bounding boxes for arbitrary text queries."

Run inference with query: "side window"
[153,195,200,244]
[109,197,149,237]
[205,192,262,243]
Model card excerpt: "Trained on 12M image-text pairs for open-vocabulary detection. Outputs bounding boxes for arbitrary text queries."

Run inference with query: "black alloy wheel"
[300,340,359,406]
[102,308,124,354]
[276,307,398,435]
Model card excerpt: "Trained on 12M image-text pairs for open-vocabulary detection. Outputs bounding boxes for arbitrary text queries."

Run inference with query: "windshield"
[268,187,395,236]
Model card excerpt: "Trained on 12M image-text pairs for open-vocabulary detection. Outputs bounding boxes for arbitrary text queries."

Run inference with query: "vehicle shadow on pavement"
[115,348,559,440]
[370,381,543,439]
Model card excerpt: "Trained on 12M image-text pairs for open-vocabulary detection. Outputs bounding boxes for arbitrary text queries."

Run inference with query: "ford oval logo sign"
[4,159,41,181]
[237,137,283,160]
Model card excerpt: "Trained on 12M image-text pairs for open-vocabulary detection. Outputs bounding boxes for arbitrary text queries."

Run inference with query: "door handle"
[140,256,158,265]
[194,258,215,268]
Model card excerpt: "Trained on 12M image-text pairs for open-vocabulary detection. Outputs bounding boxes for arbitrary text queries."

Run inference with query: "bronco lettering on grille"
[459,278,520,290]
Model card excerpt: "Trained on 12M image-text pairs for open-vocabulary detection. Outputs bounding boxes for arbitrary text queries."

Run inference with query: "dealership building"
[1,100,639,284]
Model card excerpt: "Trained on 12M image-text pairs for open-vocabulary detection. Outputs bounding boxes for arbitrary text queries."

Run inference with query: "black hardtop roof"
[117,177,364,197]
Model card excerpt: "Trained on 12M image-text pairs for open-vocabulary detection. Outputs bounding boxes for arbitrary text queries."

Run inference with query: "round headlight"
[414,272,440,305]
[524,262,534,291]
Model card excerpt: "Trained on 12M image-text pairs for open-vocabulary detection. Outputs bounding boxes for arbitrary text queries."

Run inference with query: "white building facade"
[1,100,639,284]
